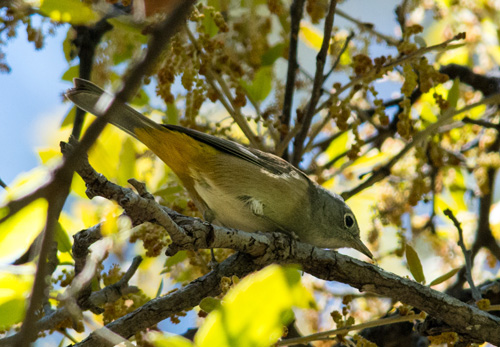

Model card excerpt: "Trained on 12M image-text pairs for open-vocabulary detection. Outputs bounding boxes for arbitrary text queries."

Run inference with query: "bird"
[66,78,373,259]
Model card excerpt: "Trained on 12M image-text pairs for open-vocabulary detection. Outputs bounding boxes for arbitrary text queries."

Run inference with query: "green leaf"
[39,0,98,25]
[414,35,427,48]
[203,8,219,38]
[429,268,460,286]
[131,88,150,108]
[156,279,163,298]
[0,199,48,263]
[55,222,72,253]
[61,65,79,82]
[405,244,426,284]
[62,28,76,63]
[199,297,221,313]
[240,66,273,103]
[117,138,137,186]
[240,0,266,9]
[194,265,316,347]
[261,43,285,66]
[166,102,179,125]
[161,251,188,274]
[447,78,460,109]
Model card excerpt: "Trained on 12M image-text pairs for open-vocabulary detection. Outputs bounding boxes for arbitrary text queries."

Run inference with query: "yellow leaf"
[0,199,48,264]
[435,188,466,214]
[0,268,34,329]
[486,45,500,66]
[491,202,500,240]
[88,126,127,181]
[117,138,138,186]
[437,45,469,65]
[324,131,350,164]
[300,22,324,51]
[149,331,195,347]
[345,148,393,176]
[1,167,51,202]
[466,104,486,120]
[39,0,98,25]
[101,202,124,236]
[37,148,61,165]
[418,101,438,123]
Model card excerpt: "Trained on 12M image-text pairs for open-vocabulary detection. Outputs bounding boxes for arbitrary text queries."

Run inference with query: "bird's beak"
[352,238,373,259]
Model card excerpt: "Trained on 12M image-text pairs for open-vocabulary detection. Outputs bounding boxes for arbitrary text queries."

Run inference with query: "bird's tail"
[65,78,163,138]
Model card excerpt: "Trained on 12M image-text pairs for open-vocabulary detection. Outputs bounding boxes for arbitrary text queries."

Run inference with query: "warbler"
[66,78,373,259]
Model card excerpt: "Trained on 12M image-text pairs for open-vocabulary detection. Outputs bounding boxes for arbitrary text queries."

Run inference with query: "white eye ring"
[344,213,355,228]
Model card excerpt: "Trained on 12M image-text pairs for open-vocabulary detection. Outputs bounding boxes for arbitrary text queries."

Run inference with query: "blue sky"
[0,24,71,185]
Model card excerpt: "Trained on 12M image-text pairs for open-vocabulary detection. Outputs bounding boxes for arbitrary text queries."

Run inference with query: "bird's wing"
[163,124,307,178]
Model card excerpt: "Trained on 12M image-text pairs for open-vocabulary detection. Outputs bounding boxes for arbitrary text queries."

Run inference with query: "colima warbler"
[66,78,372,259]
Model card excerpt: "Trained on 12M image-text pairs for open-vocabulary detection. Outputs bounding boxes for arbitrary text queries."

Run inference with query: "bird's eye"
[344,213,355,228]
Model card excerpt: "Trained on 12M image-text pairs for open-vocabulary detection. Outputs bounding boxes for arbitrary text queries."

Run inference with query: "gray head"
[305,184,373,259]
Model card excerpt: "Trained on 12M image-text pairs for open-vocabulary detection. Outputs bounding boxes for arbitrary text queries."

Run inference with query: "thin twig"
[275,122,302,157]
[324,30,355,80]
[462,116,500,130]
[395,0,410,39]
[448,123,500,295]
[292,0,338,166]
[443,209,482,302]
[280,0,306,160]
[335,8,399,46]
[277,313,423,346]
[212,71,263,149]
